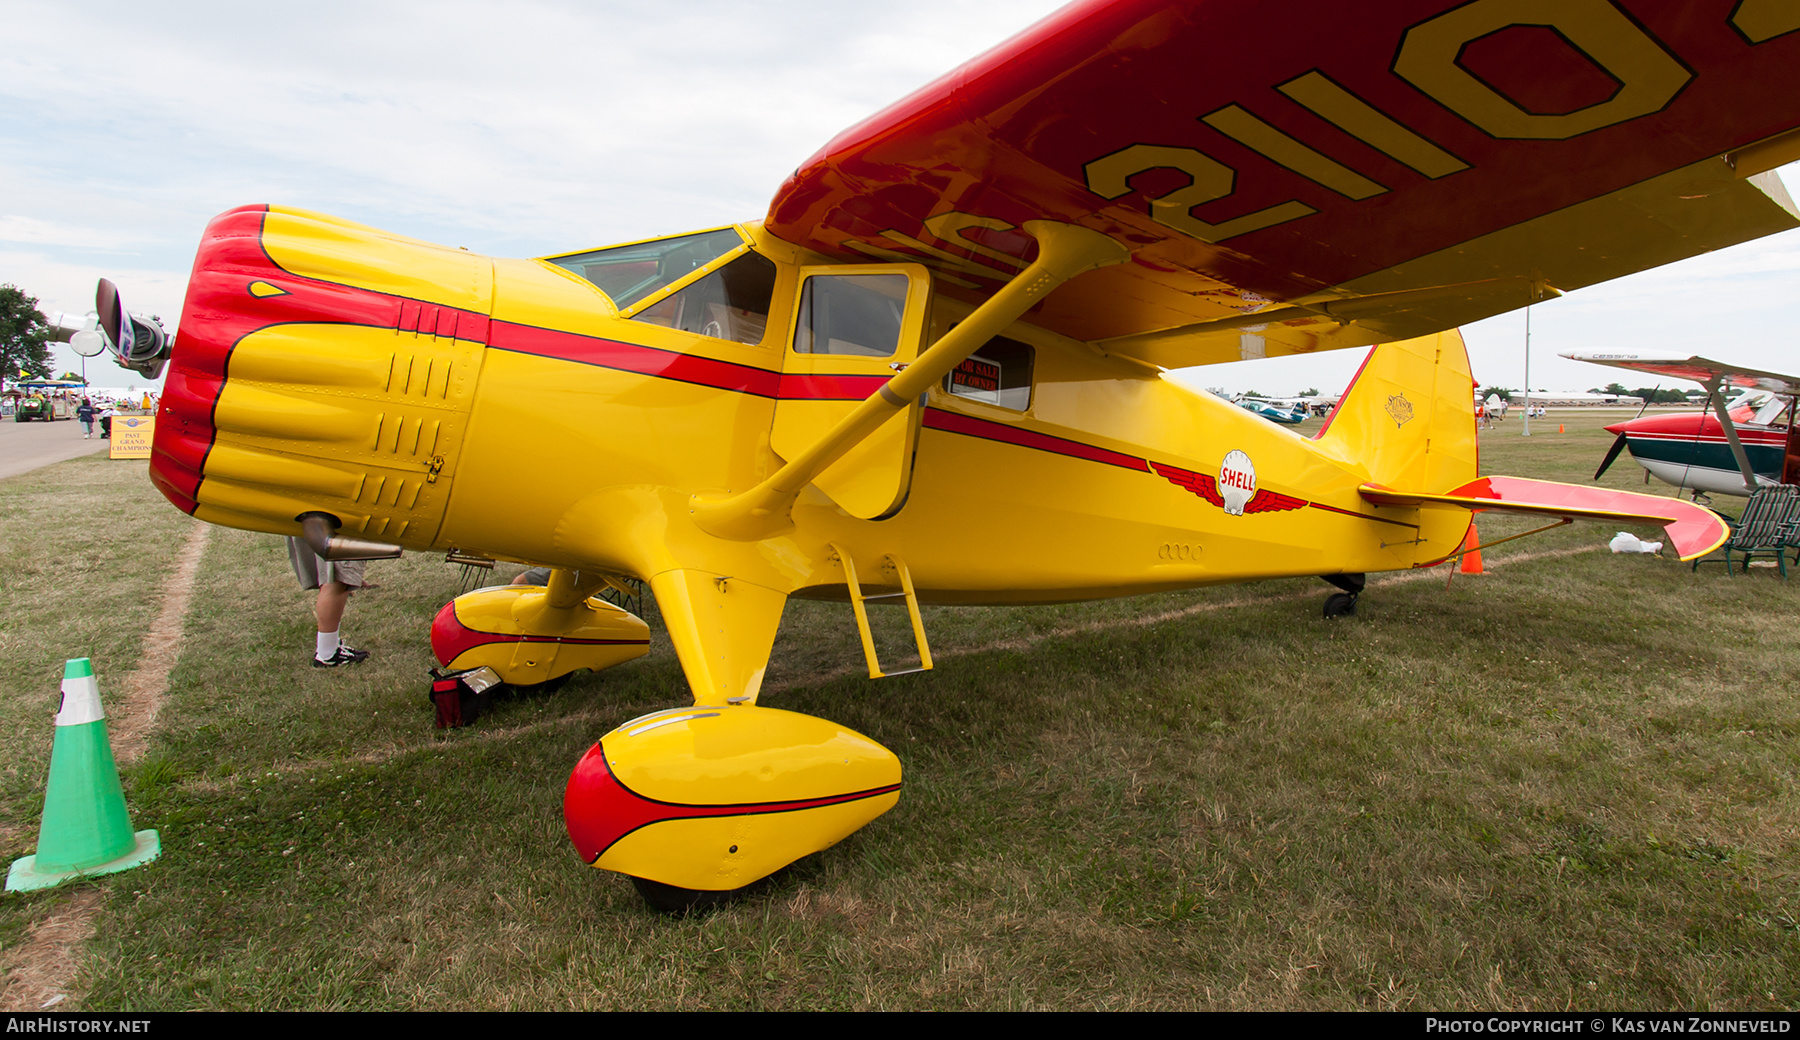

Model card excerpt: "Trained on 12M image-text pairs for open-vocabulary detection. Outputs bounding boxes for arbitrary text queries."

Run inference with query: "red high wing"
[766,0,1800,359]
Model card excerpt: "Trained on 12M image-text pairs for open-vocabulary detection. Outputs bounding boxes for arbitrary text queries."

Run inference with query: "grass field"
[1,411,1795,1010]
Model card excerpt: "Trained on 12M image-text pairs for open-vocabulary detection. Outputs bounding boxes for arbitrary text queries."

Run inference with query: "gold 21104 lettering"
[1082,0,1787,244]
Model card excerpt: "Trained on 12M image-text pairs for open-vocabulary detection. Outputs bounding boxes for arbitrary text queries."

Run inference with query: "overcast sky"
[6,0,1799,395]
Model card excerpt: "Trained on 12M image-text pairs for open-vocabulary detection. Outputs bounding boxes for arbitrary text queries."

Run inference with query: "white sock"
[316,630,340,661]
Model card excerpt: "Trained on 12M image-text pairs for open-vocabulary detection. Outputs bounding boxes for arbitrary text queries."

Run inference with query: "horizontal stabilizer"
[1359,476,1728,562]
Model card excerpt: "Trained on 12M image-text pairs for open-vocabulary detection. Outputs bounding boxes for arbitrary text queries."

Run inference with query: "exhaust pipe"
[298,512,403,562]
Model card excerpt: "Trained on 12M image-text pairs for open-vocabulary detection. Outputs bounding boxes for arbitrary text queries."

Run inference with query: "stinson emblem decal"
[1385,394,1414,427]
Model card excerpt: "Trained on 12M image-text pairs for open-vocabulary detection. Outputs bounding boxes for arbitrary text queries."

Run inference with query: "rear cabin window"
[792,273,908,356]
[945,335,1034,411]
[629,251,777,345]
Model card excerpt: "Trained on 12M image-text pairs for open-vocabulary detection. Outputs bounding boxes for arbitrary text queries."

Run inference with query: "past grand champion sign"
[109,416,155,460]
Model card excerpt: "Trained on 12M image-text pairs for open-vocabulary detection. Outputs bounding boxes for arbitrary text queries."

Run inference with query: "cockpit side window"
[792,273,909,357]
[630,251,778,345]
[546,228,744,309]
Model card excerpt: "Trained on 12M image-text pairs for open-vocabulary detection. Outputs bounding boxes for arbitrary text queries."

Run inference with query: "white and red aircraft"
[1564,351,1800,497]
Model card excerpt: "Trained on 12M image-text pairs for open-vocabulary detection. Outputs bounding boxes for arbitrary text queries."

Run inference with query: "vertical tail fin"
[1315,330,1477,493]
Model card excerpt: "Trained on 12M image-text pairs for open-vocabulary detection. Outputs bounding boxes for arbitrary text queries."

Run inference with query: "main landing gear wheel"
[630,875,737,916]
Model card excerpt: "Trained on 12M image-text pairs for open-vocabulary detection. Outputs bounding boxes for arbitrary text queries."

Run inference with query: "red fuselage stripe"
[489,322,894,401]
[927,408,1420,527]
[454,633,649,650]
[922,407,1150,471]
[491,321,781,396]
[1625,432,1788,445]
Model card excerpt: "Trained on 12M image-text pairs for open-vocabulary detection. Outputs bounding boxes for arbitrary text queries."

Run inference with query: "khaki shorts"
[287,537,367,590]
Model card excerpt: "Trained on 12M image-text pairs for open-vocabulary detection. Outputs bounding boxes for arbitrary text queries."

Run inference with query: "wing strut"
[692,221,1129,541]
[1704,377,1761,493]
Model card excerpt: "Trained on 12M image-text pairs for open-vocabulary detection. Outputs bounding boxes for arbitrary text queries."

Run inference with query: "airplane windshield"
[545,228,745,308]
[631,251,778,345]
[1749,392,1792,427]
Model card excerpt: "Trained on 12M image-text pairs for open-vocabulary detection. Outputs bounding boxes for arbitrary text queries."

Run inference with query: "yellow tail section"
[1315,330,1477,494]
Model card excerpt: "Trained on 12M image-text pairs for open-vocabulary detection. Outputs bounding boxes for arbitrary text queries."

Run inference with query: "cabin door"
[771,264,931,520]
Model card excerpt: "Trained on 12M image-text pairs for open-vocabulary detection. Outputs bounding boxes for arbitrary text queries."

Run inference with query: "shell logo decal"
[1151,455,1307,516]
[1219,449,1257,516]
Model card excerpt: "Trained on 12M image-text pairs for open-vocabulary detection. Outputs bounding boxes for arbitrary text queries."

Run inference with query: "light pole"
[1521,305,1532,438]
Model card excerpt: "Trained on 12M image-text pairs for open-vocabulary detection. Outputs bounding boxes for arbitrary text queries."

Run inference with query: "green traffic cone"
[6,659,160,892]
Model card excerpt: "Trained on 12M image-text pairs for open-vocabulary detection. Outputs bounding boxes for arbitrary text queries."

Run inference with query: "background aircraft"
[1566,350,1800,498]
[104,0,1800,910]
[1229,395,1310,424]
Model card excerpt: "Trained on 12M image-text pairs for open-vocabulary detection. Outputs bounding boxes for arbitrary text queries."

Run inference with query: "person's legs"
[312,580,367,666]
[317,580,349,632]
[292,539,369,666]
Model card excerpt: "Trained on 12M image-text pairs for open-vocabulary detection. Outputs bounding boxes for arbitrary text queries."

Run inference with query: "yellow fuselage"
[155,206,1475,703]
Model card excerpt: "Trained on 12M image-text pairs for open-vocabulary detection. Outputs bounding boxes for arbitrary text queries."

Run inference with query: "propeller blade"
[1595,432,1630,480]
[95,278,128,355]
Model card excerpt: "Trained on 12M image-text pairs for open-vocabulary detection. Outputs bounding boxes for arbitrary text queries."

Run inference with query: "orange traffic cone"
[1558,423,1565,433]
[1459,525,1484,574]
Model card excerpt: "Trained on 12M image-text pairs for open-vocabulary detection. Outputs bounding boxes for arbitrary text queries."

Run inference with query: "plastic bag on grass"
[1609,531,1663,554]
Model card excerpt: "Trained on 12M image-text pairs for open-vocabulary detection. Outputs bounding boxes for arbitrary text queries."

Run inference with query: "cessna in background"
[1564,351,1800,498]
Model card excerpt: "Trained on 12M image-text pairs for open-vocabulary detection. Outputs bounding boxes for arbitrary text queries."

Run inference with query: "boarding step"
[829,544,934,679]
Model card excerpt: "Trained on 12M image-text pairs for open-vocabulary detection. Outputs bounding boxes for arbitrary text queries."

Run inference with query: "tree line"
[1,285,53,380]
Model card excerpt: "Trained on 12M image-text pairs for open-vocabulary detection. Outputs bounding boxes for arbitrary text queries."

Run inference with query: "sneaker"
[313,645,370,667]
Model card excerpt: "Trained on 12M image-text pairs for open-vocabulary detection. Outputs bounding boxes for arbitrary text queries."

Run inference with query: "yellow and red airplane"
[116,0,1800,910]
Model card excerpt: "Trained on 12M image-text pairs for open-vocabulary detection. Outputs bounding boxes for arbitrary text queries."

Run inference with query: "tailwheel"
[629,875,738,916]
[1320,572,1365,619]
